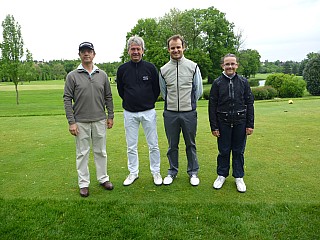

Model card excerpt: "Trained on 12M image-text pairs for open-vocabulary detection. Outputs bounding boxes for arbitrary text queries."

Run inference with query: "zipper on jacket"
[176,61,179,112]
[135,62,140,85]
[229,79,235,125]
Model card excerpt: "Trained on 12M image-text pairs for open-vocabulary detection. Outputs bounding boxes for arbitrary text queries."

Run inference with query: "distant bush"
[265,73,288,94]
[252,86,277,100]
[202,88,210,100]
[252,87,268,100]
[265,73,306,98]
[279,77,306,98]
[265,85,277,99]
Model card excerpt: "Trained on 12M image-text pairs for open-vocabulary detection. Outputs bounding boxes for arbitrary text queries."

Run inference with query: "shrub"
[251,86,277,100]
[202,88,211,100]
[265,73,306,98]
[303,54,320,95]
[265,85,278,99]
[279,77,306,98]
[265,73,286,94]
[252,87,268,100]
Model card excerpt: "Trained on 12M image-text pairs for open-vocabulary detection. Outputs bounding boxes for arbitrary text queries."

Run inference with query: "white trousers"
[75,120,110,188]
[124,109,161,175]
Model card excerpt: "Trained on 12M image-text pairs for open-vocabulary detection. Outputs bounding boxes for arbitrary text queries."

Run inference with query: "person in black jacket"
[116,35,162,186]
[208,53,254,193]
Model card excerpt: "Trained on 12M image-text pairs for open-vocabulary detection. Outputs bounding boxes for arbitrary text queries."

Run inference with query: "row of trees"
[260,52,320,76]
[1,8,320,104]
[2,56,315,83]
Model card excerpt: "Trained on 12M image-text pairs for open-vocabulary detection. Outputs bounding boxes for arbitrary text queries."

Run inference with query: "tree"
[238,49,261,78]
[0,15,24,104]
[127,18,168,68]
[303,53,320,95]
[201,7,238,80]
[18,49,37,83]
[283,61,292,74]
[50,63,67,80]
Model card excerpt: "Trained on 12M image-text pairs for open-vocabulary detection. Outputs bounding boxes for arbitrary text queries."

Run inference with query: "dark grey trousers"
[163,110,199,177]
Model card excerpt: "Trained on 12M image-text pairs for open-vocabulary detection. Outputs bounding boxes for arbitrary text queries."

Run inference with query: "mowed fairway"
[0,81,319,239]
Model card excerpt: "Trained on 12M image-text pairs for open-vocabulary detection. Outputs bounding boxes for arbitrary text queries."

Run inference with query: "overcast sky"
[1,0,319,63]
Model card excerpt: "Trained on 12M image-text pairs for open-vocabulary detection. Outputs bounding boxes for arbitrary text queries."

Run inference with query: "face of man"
[222,56,238,76]
[79,48,95,64]
[128,43,144,63]
[168,39,184,60]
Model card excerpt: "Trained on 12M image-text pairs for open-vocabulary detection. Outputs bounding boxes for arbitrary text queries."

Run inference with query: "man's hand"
[106,119,114,129]
[69,123,79,136]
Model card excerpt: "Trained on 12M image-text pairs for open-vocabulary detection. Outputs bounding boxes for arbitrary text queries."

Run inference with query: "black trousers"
[216,122,247,178]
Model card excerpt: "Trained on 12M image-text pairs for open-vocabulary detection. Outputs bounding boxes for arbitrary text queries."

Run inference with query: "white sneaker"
[123,174,139,186]
[163,175,174,185]
[153,173,163,186]
[213,175,226,189]
[190,174,200,186]
[235,178,246,193]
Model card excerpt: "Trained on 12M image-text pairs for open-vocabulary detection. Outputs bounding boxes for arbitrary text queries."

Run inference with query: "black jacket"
[208,73,254,130]
[116,60,160,112]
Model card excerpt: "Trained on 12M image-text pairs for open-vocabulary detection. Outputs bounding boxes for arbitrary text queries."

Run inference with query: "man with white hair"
[117,36,162,186]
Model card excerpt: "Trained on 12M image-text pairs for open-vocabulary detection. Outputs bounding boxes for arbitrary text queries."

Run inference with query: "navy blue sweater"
[116,60,160,112]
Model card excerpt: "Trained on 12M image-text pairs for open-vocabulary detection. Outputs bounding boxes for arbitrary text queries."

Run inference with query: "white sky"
[1,0,319,63]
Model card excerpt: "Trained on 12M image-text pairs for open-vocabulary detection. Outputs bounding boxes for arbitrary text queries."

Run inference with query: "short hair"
[221,53,238,64]
[127,35,145,50]
[167,34,185,48]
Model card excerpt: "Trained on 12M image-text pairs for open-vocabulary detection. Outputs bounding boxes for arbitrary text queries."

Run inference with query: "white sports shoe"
[153,173,163,186]
[213,175,226,189]
[123,174,139,186]
[163,175,174,185]
[235,178,246,193]
[190,174,200,186]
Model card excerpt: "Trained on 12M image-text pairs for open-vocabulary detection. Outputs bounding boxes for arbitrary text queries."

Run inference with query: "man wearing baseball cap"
[78,42,94,51]
[63,41,114,197]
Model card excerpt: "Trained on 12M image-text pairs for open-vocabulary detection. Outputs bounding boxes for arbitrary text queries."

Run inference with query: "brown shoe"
[80,187,89,197]
[101,181,114,190]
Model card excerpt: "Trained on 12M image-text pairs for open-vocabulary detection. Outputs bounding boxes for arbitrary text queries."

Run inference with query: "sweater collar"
[130,59,143,65]
[78,64,99,75]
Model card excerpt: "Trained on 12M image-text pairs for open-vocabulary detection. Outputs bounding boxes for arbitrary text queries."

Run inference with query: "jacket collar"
[222,71,237,79]
[169,56,186,65]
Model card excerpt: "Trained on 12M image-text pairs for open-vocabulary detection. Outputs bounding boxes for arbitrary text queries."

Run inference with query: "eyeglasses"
[223,63,237,67]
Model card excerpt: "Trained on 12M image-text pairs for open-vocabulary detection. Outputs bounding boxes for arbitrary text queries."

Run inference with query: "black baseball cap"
[79,42,94,51]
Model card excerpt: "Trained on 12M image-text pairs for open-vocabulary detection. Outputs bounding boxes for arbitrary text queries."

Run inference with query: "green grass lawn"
[0,81,319,239]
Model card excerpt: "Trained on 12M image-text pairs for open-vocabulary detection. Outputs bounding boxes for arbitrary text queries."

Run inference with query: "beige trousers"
[75,120,110,188]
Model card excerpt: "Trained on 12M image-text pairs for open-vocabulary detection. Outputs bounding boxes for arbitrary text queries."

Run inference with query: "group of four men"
[63,34,254,198]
